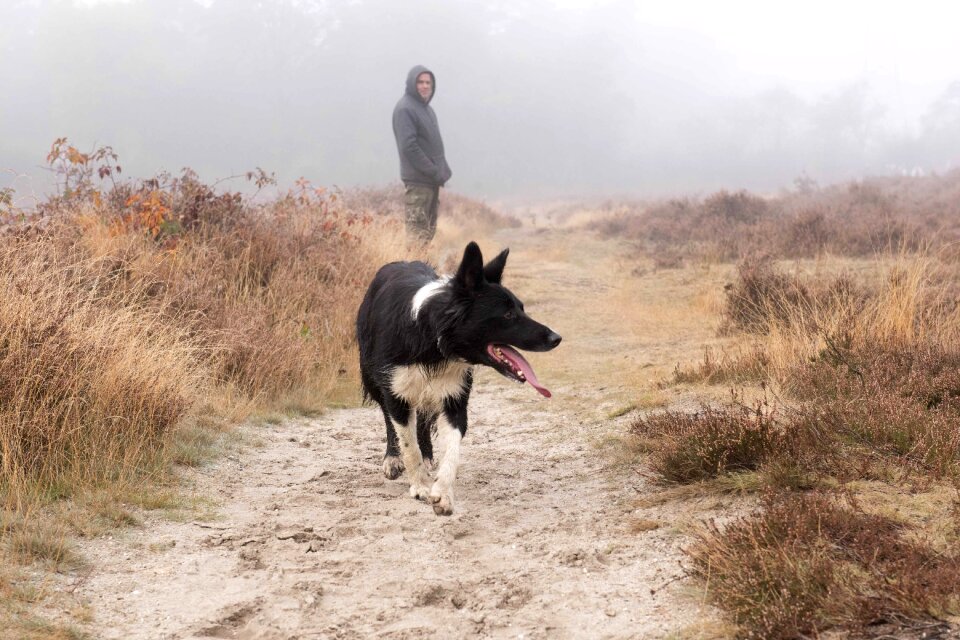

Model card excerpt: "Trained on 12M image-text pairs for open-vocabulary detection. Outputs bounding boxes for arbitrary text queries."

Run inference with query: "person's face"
[416,72,433,101]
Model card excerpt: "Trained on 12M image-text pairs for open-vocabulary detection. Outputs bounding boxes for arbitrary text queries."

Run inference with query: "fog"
[3,0,960,201]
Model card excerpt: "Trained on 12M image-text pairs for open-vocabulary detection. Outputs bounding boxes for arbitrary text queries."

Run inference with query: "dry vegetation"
[619,173,960,637]
[593,172,960,262]
[6,137,960,637]
[688,491,960,639]
[0,140,513,636]
[338,183,520,234]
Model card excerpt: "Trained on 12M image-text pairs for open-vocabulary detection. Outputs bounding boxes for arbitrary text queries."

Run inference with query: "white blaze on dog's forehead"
[411,276,451,321]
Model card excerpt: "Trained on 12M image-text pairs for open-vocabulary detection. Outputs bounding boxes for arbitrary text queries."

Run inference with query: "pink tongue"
[499,345,552,398]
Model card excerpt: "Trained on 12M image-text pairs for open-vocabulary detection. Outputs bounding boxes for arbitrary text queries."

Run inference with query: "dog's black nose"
[546,332,562,349]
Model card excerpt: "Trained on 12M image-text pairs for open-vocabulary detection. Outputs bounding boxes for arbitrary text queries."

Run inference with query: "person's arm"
[440,163,452,184]
[394,108,441,179]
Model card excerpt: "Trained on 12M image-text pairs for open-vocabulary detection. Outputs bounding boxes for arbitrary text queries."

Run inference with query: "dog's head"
[440,241,561,397]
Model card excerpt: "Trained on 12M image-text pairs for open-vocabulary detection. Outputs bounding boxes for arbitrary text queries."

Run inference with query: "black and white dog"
[356,242,561,515]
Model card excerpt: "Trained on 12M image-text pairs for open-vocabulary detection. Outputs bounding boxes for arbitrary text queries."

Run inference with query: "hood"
[405,65,435,104]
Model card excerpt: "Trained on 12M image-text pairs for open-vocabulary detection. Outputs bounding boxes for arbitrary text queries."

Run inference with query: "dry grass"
[0,238,203,504]
[628,517,661,533]
[339,184,518,261]
[669,346,769,386]
[602,256,737,402]
[745,257,960,481]
[718,253,865,335]
[1,510,80,570]
[669,249,960,391]
[0,616,87,640]
[0,511,90,636]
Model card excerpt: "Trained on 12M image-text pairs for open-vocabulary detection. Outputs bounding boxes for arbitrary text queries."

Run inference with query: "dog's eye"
[504,310,516,320]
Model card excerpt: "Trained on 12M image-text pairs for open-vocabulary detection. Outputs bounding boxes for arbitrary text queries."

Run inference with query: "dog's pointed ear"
[483,248,509,285]
[455,241,484,291]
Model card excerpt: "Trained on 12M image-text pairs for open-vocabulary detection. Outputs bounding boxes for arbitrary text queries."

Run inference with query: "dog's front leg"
[393,408,432,501]
[430,397,468,516]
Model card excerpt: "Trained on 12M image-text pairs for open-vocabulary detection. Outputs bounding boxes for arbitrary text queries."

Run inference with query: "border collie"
[356,241,561,515]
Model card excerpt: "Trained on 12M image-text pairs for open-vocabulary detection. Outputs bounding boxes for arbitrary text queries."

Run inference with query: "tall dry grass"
[0,236,203,506]
[735,251,960,389]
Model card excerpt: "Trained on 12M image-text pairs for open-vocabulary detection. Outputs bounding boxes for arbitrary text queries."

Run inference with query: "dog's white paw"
[429,483,454,516]
[382,456,404,480]
[408,466,433,501]
[409,480,432,501]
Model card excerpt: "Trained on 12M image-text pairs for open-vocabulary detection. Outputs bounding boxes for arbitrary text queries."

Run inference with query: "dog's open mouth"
[486,344,552,398]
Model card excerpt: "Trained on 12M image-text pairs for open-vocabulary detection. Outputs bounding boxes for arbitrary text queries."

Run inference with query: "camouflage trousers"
[404,184,440,243]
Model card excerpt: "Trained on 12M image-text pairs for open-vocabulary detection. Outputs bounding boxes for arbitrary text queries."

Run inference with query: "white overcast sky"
[5,0,960,197]
[637,1,959,123]
[71,0,960,125]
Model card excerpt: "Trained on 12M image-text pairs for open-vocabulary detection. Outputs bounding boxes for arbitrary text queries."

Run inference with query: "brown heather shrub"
[591,172,960,261]
[594,191,774,261]
[631,401,780,483]
[778,208,829,257]
[787,343,960,476]
[774,180,923,258]
[689,491,960,638]
[720,254,864,335]
[782,175,960,252]
[73,173,430,405]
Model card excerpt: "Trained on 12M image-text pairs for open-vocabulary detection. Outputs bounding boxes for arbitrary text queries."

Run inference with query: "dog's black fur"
[356,241,561,514]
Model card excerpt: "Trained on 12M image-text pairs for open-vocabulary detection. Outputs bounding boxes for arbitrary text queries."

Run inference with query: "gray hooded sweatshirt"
[392,65,452,187]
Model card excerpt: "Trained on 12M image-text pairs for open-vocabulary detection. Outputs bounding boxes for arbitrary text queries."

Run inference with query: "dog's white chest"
[389,362,472,408]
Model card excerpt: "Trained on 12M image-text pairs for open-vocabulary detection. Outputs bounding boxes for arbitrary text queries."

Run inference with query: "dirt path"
[65,226,718,639]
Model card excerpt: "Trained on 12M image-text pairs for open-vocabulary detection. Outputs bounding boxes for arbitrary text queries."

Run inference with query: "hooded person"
[392,65,452,243]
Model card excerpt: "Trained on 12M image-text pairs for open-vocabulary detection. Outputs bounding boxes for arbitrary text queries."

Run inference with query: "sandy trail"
[66,227,715,639]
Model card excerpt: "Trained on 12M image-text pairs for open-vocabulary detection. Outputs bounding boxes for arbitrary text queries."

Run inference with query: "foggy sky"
[3,0,960,203]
